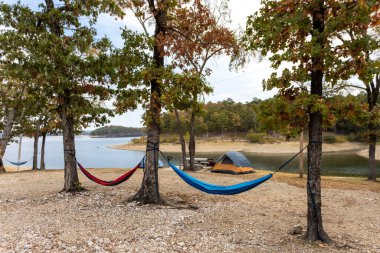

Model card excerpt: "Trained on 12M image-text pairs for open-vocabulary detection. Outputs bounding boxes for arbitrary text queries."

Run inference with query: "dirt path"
[0,169,379,252]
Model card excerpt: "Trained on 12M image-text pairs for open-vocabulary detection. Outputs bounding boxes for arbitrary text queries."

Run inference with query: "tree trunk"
[305,0,330,242]
[367,76,379,181]
[40,132,47,170]
[188,110,196,171]
[0,158,4,173]
[61,94,81,192]
[0,109,16,173]
[32,122,40,170]
[131,0,167,204]
[368,132,376,181]
[174,109,187,170]
[17,135,23,169]
[299,128,304,178]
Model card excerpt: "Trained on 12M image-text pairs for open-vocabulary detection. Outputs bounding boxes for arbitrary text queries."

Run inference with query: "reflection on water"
[4,136,378,177]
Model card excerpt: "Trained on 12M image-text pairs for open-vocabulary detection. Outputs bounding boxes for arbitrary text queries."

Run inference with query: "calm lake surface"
[167,151,379,177]
[4,136,144,169]
[4,136,378,177]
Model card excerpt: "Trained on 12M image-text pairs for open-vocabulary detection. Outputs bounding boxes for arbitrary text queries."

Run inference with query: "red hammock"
[77,162,141,186]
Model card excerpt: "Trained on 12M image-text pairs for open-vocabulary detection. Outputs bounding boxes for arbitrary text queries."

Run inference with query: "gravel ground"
[0,169,379,253]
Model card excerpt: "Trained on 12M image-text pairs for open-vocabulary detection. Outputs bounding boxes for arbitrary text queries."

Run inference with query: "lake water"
[4,136,377,177]
[166,151,378,177]
[4,136,144,169]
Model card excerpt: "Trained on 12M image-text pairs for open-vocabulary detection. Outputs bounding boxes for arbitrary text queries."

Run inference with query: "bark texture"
[32,122,40,170]
[61,97,80,191]
[174,109,187,170]
[131,0,167,204]
[188,110,196,171]
[40,132,47,170]
[17,135,23,168]
[305,0,330,242]
[299,129,304,178]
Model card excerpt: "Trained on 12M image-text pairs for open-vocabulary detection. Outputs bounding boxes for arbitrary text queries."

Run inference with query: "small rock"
[289,225,303,235]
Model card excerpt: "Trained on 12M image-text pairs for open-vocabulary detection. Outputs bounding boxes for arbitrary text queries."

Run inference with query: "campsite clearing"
[0,168,379,252]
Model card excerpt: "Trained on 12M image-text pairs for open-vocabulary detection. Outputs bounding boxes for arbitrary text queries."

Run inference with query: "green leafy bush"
[323,134,347,143]
[131,136,146,144]
[246,130,266,143]
[184,132,190,142]
[346,133,360,142]
[160,135,179,143]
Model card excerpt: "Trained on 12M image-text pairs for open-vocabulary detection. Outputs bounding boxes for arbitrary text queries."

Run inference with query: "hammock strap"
[64,149,77,162]
[273,144,309,174]
[147,141,159,195]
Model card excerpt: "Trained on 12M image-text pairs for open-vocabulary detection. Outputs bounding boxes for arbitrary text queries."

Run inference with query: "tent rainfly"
[211,151,254,174]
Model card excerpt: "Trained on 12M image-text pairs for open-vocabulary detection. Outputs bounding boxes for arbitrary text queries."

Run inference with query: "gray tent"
[211,151,254,174]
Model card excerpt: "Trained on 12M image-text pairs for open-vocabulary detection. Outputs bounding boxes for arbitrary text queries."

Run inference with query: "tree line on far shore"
[161,94,368,142]
[90,126,144,138]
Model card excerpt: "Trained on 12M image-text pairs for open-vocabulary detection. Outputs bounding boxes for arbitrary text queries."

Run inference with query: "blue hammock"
[168,162,272,195]
[6,159,28,166]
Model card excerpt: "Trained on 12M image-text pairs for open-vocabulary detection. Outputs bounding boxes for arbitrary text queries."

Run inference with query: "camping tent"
[211,151,254,174]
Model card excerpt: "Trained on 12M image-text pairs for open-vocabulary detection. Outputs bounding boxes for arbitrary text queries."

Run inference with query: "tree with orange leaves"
[161,0,239,171]
[332,2,380,181]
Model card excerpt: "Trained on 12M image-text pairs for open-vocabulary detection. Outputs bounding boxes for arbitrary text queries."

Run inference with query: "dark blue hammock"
[6,159,28,166]
[168,162,272,195]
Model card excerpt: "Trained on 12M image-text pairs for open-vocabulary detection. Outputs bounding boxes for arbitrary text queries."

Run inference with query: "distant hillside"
[90,126,145,138]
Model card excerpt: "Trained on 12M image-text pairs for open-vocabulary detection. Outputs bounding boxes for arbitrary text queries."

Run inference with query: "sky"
[5,0,278,129]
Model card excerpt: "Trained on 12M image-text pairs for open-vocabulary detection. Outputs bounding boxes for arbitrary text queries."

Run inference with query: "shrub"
[246,130,266,143]
[323,133,346,143]
[131,136,146,144]
[184,132,190,142]
[347,133,360,142]
[160,135,179,143]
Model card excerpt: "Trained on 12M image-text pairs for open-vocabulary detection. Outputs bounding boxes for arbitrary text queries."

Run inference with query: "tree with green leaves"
[0,81,27,172]
[0,1,122,190]
[162,72,207,170]
[0,9,34,172]
[244,0,379,242]
[116,0,169,204]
